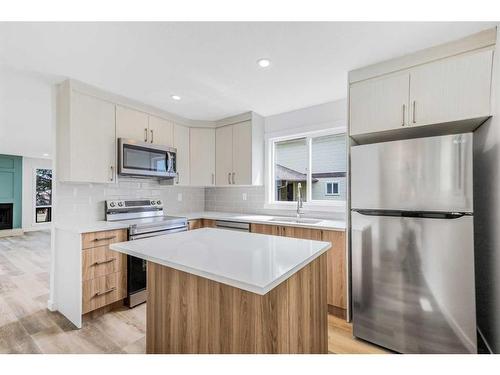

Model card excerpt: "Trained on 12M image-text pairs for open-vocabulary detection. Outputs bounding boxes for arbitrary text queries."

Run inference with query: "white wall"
[22,157,53,231]
[265,99,347,137]
[473,26,500,354]
[0,67,55,159]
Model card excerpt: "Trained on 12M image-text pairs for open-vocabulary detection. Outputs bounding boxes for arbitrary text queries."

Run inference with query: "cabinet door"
[190,128,215,186]
[148,115,174,146]
[116,105,149,142]
[215,125,233,185]
[350,72,410,136]
[322,230,346,310]
[409,50,493,127]
[173,124,190,185]
[232,120,252,185]
[71,92,116,183]
[250,223,280,235]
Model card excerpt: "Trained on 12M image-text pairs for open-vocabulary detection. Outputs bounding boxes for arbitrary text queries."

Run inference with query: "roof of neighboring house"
[275,164,318,182]
[311,172,347,178]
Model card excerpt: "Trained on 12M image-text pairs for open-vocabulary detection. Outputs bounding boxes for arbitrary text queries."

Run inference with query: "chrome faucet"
[296,182,303,219]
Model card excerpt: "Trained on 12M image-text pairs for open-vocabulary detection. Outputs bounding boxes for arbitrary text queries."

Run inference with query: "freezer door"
[351,133,473,212]
[351,211,476,353]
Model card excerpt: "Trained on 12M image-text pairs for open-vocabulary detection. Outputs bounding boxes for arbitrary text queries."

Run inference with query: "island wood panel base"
[146,254,327,354]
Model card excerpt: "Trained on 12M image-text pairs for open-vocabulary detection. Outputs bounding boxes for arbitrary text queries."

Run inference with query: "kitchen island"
[110,227,331,354]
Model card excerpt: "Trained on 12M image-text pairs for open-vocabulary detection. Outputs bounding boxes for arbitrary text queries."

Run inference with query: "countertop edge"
[110,239,331,295]
[183,211,346,231]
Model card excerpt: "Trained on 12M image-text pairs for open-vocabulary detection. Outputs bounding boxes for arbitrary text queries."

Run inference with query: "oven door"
[127,226,187,307]
[119,138,176,178]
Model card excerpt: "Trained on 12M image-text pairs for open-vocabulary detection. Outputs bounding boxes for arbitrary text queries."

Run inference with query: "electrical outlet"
[177,193,182,202]
[242,193,247,201]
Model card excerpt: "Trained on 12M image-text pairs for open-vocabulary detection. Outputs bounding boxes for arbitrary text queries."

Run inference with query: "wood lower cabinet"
[81,229,127,315]
[187,219,203,230]
[250,223,347,318]
[82,272,127,314]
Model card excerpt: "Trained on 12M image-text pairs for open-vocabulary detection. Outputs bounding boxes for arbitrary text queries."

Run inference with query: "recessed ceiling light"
[257,58,271,68]
[171,95,181,101]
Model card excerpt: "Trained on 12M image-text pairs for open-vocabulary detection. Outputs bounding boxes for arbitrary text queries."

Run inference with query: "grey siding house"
[275,134,346,202]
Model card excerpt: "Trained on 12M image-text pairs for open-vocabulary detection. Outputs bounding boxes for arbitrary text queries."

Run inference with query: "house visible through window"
[271,130,346,204]
[35,168,52,223]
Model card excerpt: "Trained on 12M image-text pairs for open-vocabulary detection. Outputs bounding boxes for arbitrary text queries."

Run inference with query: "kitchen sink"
[269,217,323,225]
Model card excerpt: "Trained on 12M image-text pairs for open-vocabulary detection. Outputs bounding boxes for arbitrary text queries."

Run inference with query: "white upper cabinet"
[173,124,190,185]
[116,105,149,142]
[215,125,233,185]
[148,115,174,146]
[349,36,494,142]
[350,73,410,136]
[190,128,215,186]
[409,50,493,127]
[214,114,264,186]
[57,88,116,183]
[232,120,252,185]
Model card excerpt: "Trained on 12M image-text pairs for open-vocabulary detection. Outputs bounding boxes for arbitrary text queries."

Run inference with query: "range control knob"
[157,200,161,205]
[118,202,123,207]
[150,200,155,205]
[110,202,115,207]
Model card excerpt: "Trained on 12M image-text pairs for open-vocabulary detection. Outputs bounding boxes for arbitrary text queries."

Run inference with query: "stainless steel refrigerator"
[350,133,477,354]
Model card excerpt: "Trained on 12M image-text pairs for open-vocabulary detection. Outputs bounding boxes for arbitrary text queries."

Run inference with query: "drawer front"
[82,229,127,250]
[82,272,127,314]
[82,245,126,281]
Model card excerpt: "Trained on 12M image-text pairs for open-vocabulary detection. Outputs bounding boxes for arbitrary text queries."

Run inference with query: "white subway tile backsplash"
[56,177,205,223]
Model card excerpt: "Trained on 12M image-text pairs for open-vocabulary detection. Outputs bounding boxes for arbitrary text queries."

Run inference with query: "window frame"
[265,127,346,212]
[325,181,340,196]
[33,168,52,225]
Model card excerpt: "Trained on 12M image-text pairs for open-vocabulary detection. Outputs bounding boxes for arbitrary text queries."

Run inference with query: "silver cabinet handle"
[92,235,116,242]
[228,172,231,184]
[150,129,154,144]
[211,173,215,185]
[232,172,235,185]
[110,166,114,181]
[94,287,116,297]
[402,104,406,126]
[412,100,416,124]
[92,258,116,266]
[176,172,180,184]
[144,128,148,142]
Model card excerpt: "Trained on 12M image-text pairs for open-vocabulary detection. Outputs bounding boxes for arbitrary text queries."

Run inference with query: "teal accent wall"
[0,154,22,229]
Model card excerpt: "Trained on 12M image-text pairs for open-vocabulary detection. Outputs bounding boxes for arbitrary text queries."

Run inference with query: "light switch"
[177,193,182,202]
[242,193,247,201]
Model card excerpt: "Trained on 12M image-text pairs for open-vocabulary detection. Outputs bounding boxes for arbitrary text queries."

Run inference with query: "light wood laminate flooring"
[0,230,388,354]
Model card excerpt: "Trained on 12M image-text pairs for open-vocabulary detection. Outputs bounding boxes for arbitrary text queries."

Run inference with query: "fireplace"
[0,203,13,230]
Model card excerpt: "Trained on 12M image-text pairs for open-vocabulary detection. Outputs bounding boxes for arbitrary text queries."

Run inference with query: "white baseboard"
[0,228,24,238]
[47,299,57,312]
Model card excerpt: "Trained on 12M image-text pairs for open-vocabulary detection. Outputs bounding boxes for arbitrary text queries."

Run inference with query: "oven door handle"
[129,226,188,240]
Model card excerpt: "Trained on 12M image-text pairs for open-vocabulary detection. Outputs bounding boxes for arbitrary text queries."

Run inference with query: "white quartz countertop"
[110,228,331,295]
[179,211,346,231]
[54,220,130,234]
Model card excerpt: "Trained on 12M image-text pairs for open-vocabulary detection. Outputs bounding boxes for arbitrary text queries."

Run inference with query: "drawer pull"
[94,287,116,297]
[92,258,116,266]
[92,235,116,242]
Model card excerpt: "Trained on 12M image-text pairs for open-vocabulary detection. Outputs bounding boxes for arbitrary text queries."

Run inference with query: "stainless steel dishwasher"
[214,220,250,232]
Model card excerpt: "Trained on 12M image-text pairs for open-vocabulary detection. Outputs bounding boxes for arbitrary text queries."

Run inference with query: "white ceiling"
[0,22,496,121]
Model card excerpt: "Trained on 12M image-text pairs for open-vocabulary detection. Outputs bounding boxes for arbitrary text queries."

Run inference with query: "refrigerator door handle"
[352,209,469,219]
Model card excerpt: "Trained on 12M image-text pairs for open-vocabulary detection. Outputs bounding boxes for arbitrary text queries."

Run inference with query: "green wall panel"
[0,154,22,229]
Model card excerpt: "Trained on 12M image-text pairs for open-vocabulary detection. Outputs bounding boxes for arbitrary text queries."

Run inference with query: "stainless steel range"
[105,199,187,307]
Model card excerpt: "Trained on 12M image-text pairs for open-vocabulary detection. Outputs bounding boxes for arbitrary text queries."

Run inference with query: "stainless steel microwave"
[118,138,177,178]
